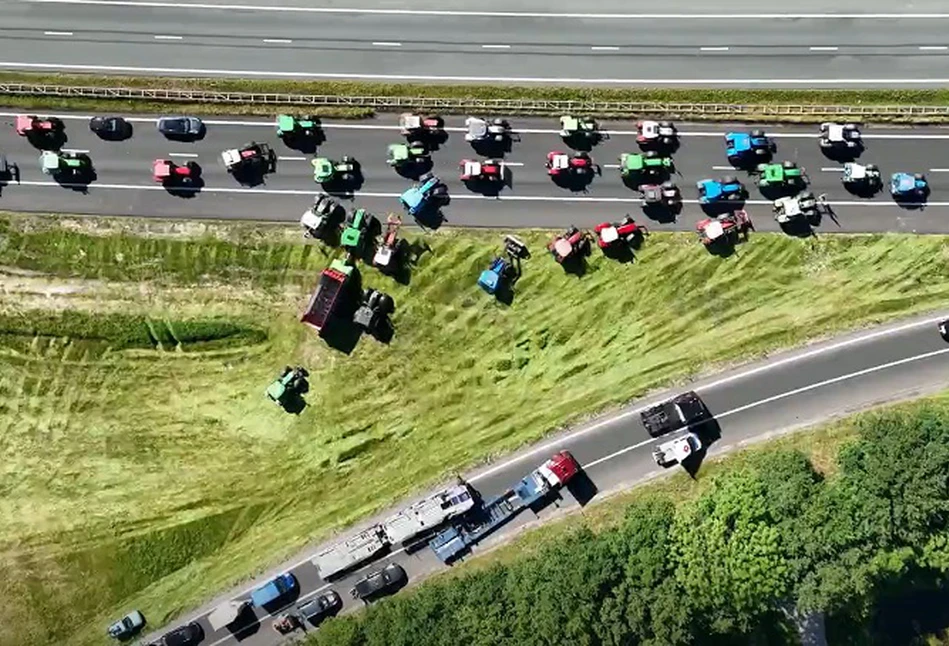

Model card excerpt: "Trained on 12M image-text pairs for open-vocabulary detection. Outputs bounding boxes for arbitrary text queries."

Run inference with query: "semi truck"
[429,451,579,564]
[300,260,353,336]
[381,482,476,548]
[313,525,388,581]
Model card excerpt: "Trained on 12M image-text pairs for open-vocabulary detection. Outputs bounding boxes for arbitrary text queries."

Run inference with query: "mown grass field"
[2,213,949,645]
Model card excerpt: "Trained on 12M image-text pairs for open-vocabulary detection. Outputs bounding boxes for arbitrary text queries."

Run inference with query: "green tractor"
[266,366,309,410]
[276,114,321,140]
[756,161,807,191]
[619,151,673,183]
[341,208,378,256]
[312,155,358,185]
[386,141,429,170]
[40,149,91,177]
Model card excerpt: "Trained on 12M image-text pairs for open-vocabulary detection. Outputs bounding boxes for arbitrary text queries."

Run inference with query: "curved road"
[3,0,949,84]
[148,312,949,646]
[4,112,949,233]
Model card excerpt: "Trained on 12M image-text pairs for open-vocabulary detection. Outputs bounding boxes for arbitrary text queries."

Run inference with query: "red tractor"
[373,214,403,273]
[594,216,648,251]
[459,158,504,182]
[152,158,200,185]
[15,114,63,137]
[696,210,753,248]
[545,151,598,177]
[548,226,592,264]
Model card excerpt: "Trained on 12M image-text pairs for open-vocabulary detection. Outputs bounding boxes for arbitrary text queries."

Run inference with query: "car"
[636,120,678,149]
[107,610,146,640]
[641,181,681,208]
[459,158,504,182]
[653,432,703,468]
[841,162,882,192]
[157,116,204,139]
[15,114,63,137]
[465,116,515,143]
[387,142,428,169]
[40,150,91,177]
[221,141,276,173]
[351,563,407,601]
[89,116,131,140]
[152,159,200,184]
[725,130,775,166]
[640,391,710,438]
[559,115,607,144]
[399,112,445,137]
[156,621,204,646]
[298,590,343,625]
[546,151,598,176]
[696,210,753,247]
[400,173,450,217]
[276,114,320,140]
[619,151,673,182]
[819,122,862,150]
[773,192,820,225]
[594,216,647,250]
[696,176,745,204]
[890,172,929,200]
[755,161,806,190]
[312,155,358,184]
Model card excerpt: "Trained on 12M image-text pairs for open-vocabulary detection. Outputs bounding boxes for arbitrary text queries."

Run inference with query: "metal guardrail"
[1,82,947,118]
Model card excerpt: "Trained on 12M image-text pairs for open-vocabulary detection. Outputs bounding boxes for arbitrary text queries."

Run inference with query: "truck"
[381,482,476,547]
[313,525,388,581]
[300,259,353,336]
[640,391,710,438]
[250,572,298,607]
[429,451,579,564]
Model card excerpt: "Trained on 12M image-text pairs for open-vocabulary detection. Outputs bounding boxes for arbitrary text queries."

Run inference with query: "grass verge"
[3,71,949,122]
[2,212,949,645]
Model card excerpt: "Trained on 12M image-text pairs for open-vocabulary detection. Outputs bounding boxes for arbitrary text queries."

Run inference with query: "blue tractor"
[725,129,776,167]
[697,176,746,204]
[890,172,929,201]
[400,172,450,219]
[478,235,530,296]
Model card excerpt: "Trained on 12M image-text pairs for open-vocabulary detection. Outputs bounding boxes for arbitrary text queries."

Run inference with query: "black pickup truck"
[640,391,711,438]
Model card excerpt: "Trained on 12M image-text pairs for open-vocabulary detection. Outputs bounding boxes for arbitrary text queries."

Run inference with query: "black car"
[89,116,132,140]
[640,391,710,438]
[158,621,203,646]
[157,116,205,140]
[350,563,406,602]
[297,590,342,625]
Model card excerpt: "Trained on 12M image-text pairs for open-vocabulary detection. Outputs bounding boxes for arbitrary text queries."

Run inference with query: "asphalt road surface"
[141,312,949,646]
[3,112,949,234]
[4,0,949,84]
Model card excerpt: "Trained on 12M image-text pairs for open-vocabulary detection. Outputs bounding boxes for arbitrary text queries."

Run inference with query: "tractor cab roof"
[277,114,295,130]
[700,179,723,200]
[560,115,579,131]
[153,159,172,177]
[40,150,60,171]
[622,153,643,170]
[703,220,725,240]
[727,132,751,152]
[844,162,867,180]
[892,173,916,192]
[553,238,573,258]
[774,196,802,216]
[549,154,570,170]
[599,226,619,243]
[400,113,422,129]
[466,117,487,138]
[824,123,846,141]
[388,143,409,160]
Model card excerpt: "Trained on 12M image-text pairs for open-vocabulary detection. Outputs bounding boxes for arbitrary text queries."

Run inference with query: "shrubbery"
[310,407,949,646]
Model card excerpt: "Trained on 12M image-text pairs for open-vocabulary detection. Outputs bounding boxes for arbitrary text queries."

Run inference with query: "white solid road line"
[9,60,949,85]
[929,168,949,172]
[277,155,306,161]
[809,46,839,51]
[591,46,620,51]
[0,111,945,139]
[700,47,730,52]
[153,35,183,40]
[821,167,843,171]
[263,38,292,44]
[168,152,198,158]
[10,181,949,207]
[482,44,511,49]
[43,31,74,36]
[920,46,949,51]
[371,41,401,47]
[27,0,949,19]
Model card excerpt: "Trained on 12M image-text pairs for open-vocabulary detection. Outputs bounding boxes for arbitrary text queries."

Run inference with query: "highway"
[3,112,949,233]
[3,0,949,84]
[148,311,949,646]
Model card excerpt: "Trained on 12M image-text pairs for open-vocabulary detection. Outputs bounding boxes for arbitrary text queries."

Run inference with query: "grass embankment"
[306,395,949,646]
[2,71,949,122]
[2,213,949,645]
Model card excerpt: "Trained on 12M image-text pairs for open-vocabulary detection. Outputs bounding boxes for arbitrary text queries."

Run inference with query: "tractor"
[353,288,395,336]
[548,226,592,265]
[312,156,358,185]
[696,210,753,249]
[373,214,403,273]
[478,235,530,296]
[266,366,309,410]
[340,208,377,256]
[594,216,648,253]
[276,114,321,141]
[755,161,807,193]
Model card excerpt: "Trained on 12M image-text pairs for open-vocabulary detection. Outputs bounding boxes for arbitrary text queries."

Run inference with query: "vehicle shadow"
[164,176,205,199]
[226,605,262,642]
[95,122,134,142]
[680,414,723,479]
[282,131,326,154]
[641,202,680,224]
[53,168,98,193]
[27,130,68,151]
[471,138,513,157]
[820,144,864,163]
[565,468,598,507]
[394,158,433,181]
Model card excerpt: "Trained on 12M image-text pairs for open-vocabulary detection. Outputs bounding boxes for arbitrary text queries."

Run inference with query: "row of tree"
[308,406,949,646]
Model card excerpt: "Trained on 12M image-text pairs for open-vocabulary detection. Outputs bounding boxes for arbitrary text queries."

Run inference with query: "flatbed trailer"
[381,483,475,546]
[300,259,353,336]
[313,525,387,580]
[429,452,578,563]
